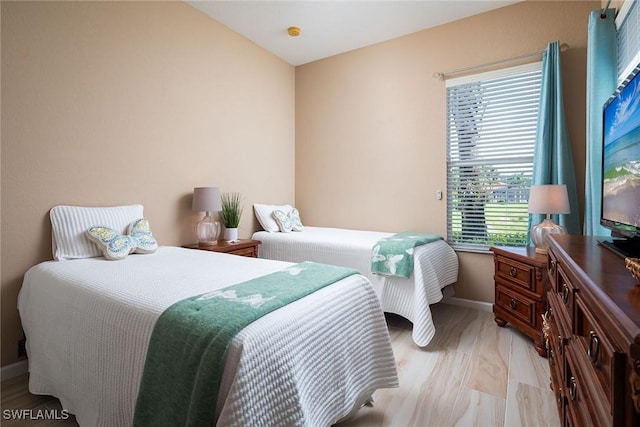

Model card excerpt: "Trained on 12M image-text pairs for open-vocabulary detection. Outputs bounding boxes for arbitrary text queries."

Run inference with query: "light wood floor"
[1,304,559,427]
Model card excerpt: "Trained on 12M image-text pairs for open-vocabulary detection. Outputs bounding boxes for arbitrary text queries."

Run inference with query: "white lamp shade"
[527,184,570,215]
[192,187,222,212]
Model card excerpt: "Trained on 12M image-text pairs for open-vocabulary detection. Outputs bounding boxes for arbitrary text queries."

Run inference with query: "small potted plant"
[220,192,243,242]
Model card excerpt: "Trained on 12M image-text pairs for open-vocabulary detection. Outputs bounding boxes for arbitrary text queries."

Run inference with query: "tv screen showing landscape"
[602,71,640,233]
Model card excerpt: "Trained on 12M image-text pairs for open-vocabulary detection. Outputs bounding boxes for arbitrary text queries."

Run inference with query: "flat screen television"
[600,63,640,258]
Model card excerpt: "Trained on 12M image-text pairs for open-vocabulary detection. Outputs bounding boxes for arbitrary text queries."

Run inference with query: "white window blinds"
[446,62,542,252]
[618,0,640,81]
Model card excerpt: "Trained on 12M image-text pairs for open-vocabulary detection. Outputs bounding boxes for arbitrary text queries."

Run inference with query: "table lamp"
[192,187,222,245]
[528,184,570,254]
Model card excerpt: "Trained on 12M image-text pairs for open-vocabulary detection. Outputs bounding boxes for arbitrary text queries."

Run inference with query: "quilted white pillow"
[50,204,144,260]
[253,204,293,233]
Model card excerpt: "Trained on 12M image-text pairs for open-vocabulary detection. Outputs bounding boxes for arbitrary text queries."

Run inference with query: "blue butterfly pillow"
[86,218,158,261]
[272,208,304,233]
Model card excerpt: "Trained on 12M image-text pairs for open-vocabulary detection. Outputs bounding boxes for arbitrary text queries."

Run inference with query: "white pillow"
[50,204,144,260]
[253,204,293,233]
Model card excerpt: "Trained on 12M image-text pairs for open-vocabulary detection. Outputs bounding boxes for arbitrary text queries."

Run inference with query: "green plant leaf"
[220,192,243,228]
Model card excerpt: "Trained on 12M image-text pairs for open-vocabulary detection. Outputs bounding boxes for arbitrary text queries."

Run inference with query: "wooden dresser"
[544,235,640,426]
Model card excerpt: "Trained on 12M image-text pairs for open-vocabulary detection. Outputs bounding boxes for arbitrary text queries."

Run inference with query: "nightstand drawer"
[182,240,261,258]
[495,282,537,327]
[229,246,258,257]
[495,255,537,293]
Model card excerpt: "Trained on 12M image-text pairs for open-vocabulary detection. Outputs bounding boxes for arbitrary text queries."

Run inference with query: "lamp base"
[531,218,567,254]
[195,212,220,245]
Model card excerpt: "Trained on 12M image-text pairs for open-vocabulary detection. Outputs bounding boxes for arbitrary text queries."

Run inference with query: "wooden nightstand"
[491,246,550,357]
[182,239,261,258]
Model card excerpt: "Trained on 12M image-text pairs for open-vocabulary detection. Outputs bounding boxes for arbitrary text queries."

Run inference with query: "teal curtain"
[529,41,581,236]
[584,9,617,236]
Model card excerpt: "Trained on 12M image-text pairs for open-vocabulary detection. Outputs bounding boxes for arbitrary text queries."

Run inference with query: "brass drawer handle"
[509,266,517,277]
[562,283,569,304]
[557,335,563,356]
[588,330,600,363]
[509,298,517,310]
[548,307,553,320]
[550,259,556,273]
[569,376,577,401]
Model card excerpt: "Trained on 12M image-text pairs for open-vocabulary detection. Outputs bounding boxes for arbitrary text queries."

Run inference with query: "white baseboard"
[1,359,28,382]
[441,296,493,312]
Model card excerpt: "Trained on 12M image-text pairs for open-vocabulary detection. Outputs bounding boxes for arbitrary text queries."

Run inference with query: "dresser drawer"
[545,295,569,423]
[495,282,538,327]
[555,265,576,327]
[546,309,566,404]
[547,249,558,288]
[566,340,612,426]
[564,346,596,427]
[495,254,538,293]
[574,294,627,423]
[547,307,568,372]
[548,291,571,339]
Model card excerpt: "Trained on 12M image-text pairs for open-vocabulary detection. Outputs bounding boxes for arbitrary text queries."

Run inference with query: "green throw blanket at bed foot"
[133,261,358,427]
[371,231,442,279]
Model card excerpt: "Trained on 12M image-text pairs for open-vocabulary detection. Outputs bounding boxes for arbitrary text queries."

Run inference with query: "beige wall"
[1,1,295,366]
[295,1,598,302]
[1,0,603,368]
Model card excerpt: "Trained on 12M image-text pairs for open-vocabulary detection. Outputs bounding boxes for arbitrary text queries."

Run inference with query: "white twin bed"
[253,226,459,347]
[18,205,399,426]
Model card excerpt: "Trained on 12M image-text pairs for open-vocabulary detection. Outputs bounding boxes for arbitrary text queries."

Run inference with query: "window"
[617,0,640,81]
[446,62,542,253]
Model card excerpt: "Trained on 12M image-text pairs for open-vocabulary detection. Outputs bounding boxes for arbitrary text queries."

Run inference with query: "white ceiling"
[187,1,523,66]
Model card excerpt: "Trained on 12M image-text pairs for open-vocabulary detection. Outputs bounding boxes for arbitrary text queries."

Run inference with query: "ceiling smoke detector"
[287,26,301,37]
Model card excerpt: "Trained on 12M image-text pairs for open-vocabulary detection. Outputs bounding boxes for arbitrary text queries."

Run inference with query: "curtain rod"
[601,0,612,19]
[432,42,570,80]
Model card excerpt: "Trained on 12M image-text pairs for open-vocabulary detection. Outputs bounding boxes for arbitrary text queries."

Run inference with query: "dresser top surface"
[490,245,548,267]
[549,235,640,337]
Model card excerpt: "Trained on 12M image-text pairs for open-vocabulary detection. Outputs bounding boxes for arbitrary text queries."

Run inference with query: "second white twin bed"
[253,226,459,347]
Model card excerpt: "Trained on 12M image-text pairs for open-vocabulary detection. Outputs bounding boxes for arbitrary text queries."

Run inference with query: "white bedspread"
[253,227,459,346]
[18,247,398,427]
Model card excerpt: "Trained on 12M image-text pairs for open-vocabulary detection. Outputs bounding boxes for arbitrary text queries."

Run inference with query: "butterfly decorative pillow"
[87,218,158,260]
[272,208,303,232]
[253,204,293,233]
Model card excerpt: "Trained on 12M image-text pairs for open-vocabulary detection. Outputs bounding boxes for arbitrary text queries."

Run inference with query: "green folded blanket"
[133,261,358,427]
[371,231,442,278]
